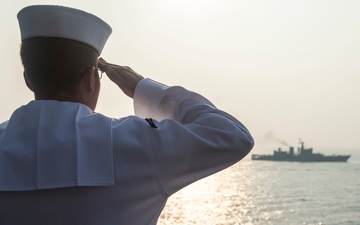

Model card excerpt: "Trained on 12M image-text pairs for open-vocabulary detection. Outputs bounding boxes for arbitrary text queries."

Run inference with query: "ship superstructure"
[252,141,350,162]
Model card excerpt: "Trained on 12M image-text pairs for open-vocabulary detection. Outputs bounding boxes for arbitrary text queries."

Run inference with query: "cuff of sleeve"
[133,78,169,119]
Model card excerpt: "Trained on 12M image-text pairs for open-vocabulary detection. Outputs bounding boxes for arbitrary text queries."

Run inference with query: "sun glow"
[156,0,218,18]
[159,0,213,9]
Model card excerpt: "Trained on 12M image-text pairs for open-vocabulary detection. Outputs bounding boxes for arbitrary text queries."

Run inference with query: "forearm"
[133,78,215,122]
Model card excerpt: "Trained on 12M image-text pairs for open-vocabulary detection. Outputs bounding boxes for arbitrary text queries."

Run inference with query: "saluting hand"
[98,58,144,98]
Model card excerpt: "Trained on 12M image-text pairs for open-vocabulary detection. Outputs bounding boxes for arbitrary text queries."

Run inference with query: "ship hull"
[252,154,351,162]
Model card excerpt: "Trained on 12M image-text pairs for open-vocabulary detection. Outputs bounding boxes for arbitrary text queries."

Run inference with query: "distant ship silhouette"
[252,140,351,162]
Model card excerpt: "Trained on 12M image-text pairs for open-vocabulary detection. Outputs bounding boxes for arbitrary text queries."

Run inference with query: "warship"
[252,141,351,162]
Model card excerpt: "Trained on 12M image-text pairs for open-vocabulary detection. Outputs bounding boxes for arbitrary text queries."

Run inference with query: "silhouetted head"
[17,5,112,109]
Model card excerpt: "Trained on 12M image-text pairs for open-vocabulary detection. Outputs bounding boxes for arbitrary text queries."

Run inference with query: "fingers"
[97,58,144,98]
[98,57,111,71]
[98,58,143,79]
[98,57,122,71]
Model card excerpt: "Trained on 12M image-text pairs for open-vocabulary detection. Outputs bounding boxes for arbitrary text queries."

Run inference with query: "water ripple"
[158,159,360,225]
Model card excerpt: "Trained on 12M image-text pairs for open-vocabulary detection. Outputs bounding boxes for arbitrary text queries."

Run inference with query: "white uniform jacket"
[0,78,254,225]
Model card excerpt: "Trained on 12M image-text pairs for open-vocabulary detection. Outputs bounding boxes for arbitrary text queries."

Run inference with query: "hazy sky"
[1,0,359,153]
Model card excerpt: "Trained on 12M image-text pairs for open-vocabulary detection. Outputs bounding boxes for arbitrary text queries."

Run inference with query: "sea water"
[158,150,360,225]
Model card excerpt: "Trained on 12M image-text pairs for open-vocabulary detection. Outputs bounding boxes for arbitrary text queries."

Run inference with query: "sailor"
[0,5,254,225]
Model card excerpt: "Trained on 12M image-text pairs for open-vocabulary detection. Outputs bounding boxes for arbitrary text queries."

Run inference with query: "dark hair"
[20,37,98,98]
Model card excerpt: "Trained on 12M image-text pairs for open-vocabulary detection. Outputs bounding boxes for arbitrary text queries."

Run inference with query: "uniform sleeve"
[133,78,254,196]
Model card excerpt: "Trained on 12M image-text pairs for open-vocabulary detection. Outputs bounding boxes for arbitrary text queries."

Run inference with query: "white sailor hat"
[17,5,112,54]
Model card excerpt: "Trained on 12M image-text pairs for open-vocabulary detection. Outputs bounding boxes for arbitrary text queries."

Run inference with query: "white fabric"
[0,101,114,190]
[17,5,112,54]
[0,78,254,225]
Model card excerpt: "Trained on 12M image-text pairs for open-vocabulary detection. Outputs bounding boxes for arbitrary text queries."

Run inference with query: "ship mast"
[298,138,304,154]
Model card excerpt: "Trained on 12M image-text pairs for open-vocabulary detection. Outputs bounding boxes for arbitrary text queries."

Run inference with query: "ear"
[82,67,96,92]
[23,71,34,92]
